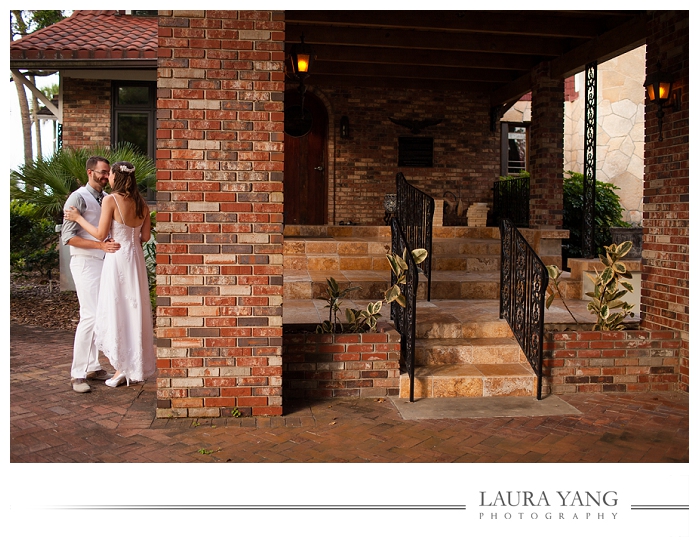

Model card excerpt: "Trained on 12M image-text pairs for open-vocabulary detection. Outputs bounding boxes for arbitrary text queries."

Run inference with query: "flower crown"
[119,165,135,173]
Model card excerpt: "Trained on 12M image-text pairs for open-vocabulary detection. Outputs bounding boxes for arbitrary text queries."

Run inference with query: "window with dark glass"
[112,81,155,159]
[112,81,156,199]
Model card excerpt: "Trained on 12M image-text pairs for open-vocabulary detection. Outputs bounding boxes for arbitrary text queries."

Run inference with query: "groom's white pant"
[69,255,104,379]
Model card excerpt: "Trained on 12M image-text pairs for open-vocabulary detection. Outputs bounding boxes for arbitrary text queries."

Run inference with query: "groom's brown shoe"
[87,370,111,381]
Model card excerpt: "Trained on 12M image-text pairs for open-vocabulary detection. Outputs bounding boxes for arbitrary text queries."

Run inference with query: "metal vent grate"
[398,137,433,167]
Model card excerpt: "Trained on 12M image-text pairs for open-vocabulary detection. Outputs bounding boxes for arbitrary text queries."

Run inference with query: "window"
[501,123,528,176]
[112,81,156,159]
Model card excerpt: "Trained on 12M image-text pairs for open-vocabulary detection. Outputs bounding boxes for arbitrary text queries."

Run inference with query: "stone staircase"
[283,225,537,399]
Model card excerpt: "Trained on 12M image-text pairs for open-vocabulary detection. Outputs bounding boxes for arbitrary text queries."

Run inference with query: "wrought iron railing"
[499,218,548,400]
[395,172,434,301]
[492,176,530,228]
[390,217,419,402]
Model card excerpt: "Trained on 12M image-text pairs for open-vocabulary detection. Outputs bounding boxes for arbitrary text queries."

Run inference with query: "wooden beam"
[310,60,524,83]
[304,74,497,93]
[296,44,540,72]
[285,24,572,57]
[284,10,639,39]
[549,12,648,78]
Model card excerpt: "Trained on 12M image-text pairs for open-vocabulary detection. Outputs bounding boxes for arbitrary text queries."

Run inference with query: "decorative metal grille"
[396,173,434,301]
[583,61,597,258]
[499,219,548,400]
[493,176,530,228]
[390,218,419,402]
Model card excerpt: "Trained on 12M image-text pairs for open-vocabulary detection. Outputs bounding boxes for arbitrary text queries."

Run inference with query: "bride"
[64,161,156,388]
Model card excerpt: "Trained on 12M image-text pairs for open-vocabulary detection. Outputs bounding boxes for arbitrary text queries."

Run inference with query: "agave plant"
[10,142,156,223]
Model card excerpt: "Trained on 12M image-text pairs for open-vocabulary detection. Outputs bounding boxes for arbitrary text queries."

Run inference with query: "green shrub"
[563,171,629,258]
[10,201,59,280]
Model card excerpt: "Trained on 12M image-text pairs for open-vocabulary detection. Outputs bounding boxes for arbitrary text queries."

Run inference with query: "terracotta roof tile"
[10,10,157,61]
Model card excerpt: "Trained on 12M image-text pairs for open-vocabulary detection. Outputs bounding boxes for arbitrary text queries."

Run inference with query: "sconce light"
[340,116,350,139]
[644,63,681,141]
[289,34,315,109]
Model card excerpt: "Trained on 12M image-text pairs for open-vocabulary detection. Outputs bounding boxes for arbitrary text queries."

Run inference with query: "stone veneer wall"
[543,329,680,395]
[61,78,111,149]
[642,11,689,392]
[155,10,285,417]
[311,85,500,226]
[565,46,646,225]
[282,325,401,398]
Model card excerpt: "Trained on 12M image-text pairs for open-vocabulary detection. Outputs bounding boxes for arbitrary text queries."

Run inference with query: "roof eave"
[10,58,158,71]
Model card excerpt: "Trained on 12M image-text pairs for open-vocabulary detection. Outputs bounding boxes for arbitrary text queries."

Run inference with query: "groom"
[61,156,120,393]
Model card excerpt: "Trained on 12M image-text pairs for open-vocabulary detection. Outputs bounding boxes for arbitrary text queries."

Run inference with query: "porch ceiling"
[285,10,648,106]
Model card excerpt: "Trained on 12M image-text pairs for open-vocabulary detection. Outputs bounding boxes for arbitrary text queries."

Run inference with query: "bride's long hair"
[110,161,147,219]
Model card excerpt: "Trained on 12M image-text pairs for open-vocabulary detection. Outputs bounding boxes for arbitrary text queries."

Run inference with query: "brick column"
[61,78,111,149]
[529,62,564,228]
[156,10,285,417]
[642,11,689,391]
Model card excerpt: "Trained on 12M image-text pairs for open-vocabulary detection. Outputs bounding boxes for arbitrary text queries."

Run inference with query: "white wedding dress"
[94,199,156,383]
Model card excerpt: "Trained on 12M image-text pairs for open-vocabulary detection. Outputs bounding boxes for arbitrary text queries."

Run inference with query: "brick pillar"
[529,63,564,228]
[156,10,285,417]
[642,11,689,391]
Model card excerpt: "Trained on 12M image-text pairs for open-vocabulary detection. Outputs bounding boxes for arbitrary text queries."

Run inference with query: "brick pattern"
[283,325,401,399]
[543,329,680,395]
[61,78,111,149]
[312,85,500,226]
[529,62,564,228]
[642,11,689,392]
[155,10,285,417]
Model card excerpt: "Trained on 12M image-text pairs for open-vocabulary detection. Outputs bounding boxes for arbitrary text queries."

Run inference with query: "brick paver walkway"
[10,322,689,463]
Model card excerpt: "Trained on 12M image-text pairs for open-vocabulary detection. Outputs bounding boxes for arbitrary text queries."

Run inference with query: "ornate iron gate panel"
[499,219,548,400]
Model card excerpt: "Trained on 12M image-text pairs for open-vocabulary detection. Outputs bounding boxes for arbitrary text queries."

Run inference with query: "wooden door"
[284,91,328,225]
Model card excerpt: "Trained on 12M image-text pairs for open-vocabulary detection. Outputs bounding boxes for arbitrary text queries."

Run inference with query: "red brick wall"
[529,63,564,228]
[308,85,500,226]
[155,10,285,418]
[283,325,401,398]
[61,78,111,149]
[544,329,681,395]
[642,11,689,391]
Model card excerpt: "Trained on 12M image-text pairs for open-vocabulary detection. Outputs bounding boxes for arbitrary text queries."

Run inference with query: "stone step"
[415,337,527,367]
[399,362,536,398]
[283,270,501,300]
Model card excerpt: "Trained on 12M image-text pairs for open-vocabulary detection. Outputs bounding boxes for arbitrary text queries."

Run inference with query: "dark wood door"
[284,91,328,225]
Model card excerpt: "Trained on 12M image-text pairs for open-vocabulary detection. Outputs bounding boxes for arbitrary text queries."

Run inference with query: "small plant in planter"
[545,240,635,330]
[586,241,635,330]
[316,248,428,334]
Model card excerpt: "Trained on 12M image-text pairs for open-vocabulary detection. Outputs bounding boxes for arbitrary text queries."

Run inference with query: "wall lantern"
[340,116,350,139]
[643,63,681,141]
[289,34,315,107]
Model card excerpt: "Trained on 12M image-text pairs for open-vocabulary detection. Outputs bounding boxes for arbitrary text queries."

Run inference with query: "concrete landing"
[388,395,582,420]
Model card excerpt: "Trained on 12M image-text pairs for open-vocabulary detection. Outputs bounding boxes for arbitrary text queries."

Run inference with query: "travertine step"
[283,270,501,300]
[415,337,527,366]
[399,363,536,398]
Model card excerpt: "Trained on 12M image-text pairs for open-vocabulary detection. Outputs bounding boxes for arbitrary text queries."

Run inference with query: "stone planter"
[610,227,643,259]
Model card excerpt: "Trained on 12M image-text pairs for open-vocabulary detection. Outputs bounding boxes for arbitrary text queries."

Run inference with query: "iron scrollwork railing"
[390,217,419,402]
[492,176,530,228]
[499,219,548,400]
[395,172,434,301]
